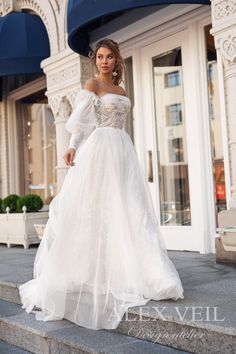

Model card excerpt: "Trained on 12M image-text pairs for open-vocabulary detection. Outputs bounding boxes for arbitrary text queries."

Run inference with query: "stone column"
[210,0,236,207]
[47,96,71,191]
[41,48,94,192]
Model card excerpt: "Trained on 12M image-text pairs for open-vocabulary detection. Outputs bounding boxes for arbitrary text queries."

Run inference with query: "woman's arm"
[63,81,98,165]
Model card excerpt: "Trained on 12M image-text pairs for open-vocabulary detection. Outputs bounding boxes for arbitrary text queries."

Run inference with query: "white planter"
[0,211,48,249]
[34,224,46,240]
[217,208,236,252]
[220,229,236,252]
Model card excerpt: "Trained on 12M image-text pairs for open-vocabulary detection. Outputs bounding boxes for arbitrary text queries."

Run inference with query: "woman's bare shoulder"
[117,85,127,97]
[84,78,99,94]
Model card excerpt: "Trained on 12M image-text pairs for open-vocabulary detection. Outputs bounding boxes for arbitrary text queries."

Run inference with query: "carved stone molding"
[48,95,72,121]
[214,0,236,21]
[48,88,83,120]
[0,0,20,16]
[215,31,236,66]
[80,58,94,79]
[46,59,93,92]
[222,34,236,62]
[57,97,71,122]
[47,64,79,89]
[0,0,13,16]
[66,89,81,108]
[48,96,61,117]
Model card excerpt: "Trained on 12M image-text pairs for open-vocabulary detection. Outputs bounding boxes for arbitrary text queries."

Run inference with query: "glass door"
[152,48,191,227]
[141,30,203,251]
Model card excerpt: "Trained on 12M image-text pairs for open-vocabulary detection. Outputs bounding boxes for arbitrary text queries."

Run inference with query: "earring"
[112,63,118,76]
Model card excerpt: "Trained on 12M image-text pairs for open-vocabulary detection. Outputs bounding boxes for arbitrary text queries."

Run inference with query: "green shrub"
[16,194,44,213]
[1,194,20,213]
[0,198,2,213]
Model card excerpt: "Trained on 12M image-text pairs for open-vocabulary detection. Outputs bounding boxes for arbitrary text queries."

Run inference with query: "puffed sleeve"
[65,89,99,151]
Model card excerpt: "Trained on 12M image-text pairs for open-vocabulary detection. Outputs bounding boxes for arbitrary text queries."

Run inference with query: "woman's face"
[95,46,116,76]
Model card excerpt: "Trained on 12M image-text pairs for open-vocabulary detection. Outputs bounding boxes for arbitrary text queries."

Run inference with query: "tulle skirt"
[19,127,184,330]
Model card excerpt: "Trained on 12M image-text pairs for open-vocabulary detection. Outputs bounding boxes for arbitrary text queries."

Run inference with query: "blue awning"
[67,0,210,56]
[0,12,50,77]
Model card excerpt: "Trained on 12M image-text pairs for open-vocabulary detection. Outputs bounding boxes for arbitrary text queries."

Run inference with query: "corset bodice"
[94,94,131,130]
[65,89,132,151]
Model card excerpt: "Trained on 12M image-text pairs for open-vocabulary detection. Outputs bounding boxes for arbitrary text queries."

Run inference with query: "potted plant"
[0,193,49,249]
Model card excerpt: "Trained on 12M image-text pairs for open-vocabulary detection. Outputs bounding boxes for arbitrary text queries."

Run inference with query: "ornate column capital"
[48,95,71,122]
[215,30,236,67]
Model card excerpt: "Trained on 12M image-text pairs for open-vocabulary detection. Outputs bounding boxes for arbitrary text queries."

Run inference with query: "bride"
[19,38,184,330]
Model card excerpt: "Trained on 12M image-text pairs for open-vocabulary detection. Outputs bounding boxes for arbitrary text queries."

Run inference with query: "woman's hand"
[63,148,76,166]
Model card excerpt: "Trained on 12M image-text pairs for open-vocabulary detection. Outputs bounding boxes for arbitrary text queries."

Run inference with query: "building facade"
[0,0,236,253]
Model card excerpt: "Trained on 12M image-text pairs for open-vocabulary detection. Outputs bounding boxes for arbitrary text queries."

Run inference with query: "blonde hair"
[88,38,126,86]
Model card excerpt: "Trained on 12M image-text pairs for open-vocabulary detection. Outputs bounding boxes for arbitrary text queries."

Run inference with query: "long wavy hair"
[88,38,126,86]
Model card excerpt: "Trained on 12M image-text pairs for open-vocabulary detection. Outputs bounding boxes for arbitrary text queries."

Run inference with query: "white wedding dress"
[19,89,184,330]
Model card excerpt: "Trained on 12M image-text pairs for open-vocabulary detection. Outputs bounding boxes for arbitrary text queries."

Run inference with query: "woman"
[19,38,184,330]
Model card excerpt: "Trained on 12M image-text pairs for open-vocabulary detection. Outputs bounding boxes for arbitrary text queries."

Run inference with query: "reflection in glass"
[124,56,135,143]
[26,104,57,204]
[205,24,226,222]
[152,48,191,226]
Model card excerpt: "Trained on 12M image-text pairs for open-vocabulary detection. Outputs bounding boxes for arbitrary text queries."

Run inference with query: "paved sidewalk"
[0,245,236,330]
[0,244,236,353]
[1,245,235,329]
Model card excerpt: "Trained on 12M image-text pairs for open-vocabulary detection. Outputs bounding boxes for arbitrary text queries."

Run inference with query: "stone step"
[0,280,21,305]
[0,280,235,353]
[0,299,188,354]
[1,247,235,353]
[0,339,32,353]
[113,301,236,354]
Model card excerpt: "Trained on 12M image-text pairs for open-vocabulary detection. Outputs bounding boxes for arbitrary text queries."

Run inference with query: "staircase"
[0,245,235,354]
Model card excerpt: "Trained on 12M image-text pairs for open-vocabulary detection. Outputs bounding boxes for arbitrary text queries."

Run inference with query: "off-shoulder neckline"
[82,88,130,101]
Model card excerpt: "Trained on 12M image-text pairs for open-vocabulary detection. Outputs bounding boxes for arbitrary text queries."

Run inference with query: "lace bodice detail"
[94,94,131,129]
[65,89,131,151]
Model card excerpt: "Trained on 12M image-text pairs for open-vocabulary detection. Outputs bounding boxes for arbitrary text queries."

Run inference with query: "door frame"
[6,76,47,195]
[141,30,204,252]
[139,18,219,253]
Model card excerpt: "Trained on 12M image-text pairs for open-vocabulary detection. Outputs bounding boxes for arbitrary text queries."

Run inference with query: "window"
[166,103,182,125]
[165,71,180,87]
